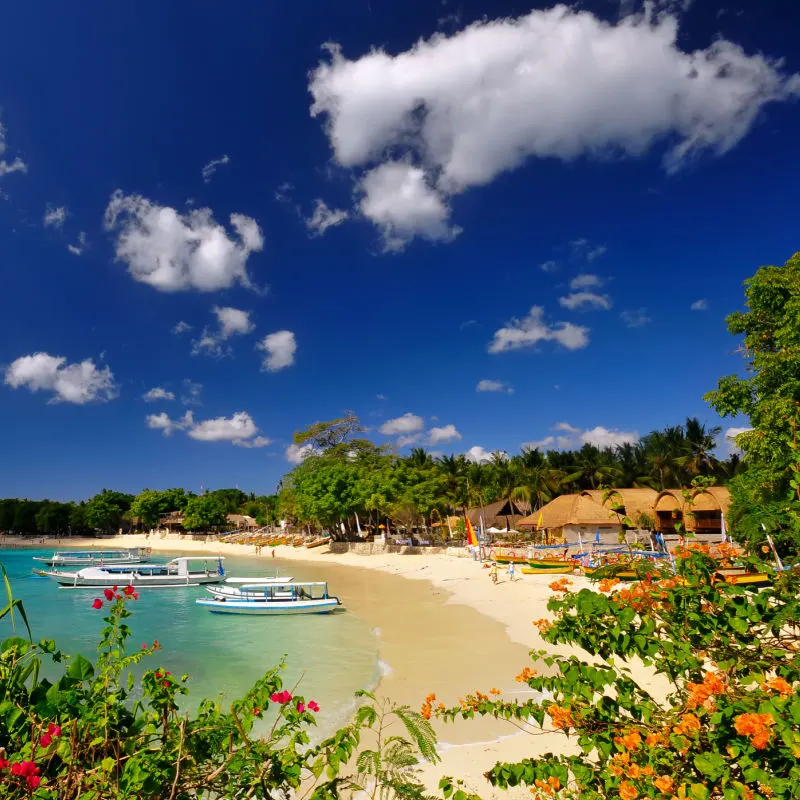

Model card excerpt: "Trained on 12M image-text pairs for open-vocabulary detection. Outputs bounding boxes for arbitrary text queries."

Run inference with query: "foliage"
[432,548,800,800]
[84,490,134,534]
[293,412,365,451]
[128,489,189,528]
[0,581,438,799]
[182,494,227,531]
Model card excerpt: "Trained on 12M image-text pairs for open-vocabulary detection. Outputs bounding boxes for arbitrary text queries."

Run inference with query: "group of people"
[489,560,518,584]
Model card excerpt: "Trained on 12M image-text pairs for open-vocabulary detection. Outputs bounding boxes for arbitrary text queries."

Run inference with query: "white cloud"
[43,205,67,228]
[380,413,425,435]
[691,299,708,311]
[358,161,461,251]
[521,436,555,450]
[286,443,317,463]
[192,306,255,357]
[539,260,559,273]
[257,330,297,372]
[192,331,228,359]
[5,352,117,405]
[570,273,603,290]
[309,8,799,246]
[201,154,230,183]
[234,435,272,449]
[397,434,422,448]
[104,191,263,292]
[188,411,258,442]
[476,379,513,394]
[376,393,388,400]
[146,410,194,436]
[67,232,87,256]
[580,426,638,448]
[143,387,175,402]
[0,122,27,179]
[559,292,612,311]
[305,199,349,236]
[571,239,608,262]
[428,424,462,444]
[180,380,203,406]
[620,308,652,328]
[489,306,589,353]
[725,426,752,454]
[465,446,493,463]
[554,422,580,434]
[173,321,192,334]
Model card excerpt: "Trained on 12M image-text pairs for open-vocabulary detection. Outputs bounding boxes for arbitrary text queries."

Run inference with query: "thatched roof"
[227,514,257,527]
[654,487,731,514]
[581,488,658,527]
[466,498,532,529]
[518,494,620,529]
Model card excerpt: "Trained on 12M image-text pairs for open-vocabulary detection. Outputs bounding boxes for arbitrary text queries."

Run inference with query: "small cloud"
[691,299,708,311]
[376,393,388,400]
[459,319,478,330]
[465,446,493,463]
[554,422,580,433]
[67,232,87,256]
[257,330,297,372]
[188,410,258,442]
[275,182,294,203]
[725,426,752,454]
[43,205,67,228]
[476,379,514,394]
[202,154,230,183]
[173,321,192,334]
[539,260,559,273]
[380,413,425,435]
[521,436,555,450]
[570,239,607,262]
[143,387,175,402]
[181,379,203,406]
[234,435,272,449]
[569,273,603,290]
[620,308,651,328]
[558,292,612,311]
[286,442,316,463]
[192,306,255,357]
[580,425,638,448]
[428,424,461,445]
[146,410,194,436]
[397,433,422,448]
[489,306,589,353]
[304,199,349,236]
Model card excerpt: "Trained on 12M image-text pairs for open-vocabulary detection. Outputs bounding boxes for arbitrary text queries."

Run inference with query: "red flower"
[155,670,163,679]
[27,775,41,789]
[162,681,170,687]
[103,588,115,601]
[308,700,320,712]
[11,761,39,777]
[142,643,147,649]
[270,690,293,704]
[113,585,118,591]
[153,639,160,650]
[40,733,52,747]
[124,585,135,596]
[133,593,140,600]
[297,701,306,713]
[92,598,103,610]
[270,692,280,702]
[0,757,9,769]
[47,723,61,737]
[253,707,261,715]
[115,594,122,600]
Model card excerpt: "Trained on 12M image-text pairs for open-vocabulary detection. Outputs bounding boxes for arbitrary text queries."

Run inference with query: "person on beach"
[490,562,499,584]
[508,561,516,582]
[272,548,276,558]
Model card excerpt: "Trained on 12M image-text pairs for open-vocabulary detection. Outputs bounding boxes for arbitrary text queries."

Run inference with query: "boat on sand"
[197,581,342,615]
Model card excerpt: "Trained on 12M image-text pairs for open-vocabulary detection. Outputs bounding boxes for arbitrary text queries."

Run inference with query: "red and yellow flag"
[465,516,479,546]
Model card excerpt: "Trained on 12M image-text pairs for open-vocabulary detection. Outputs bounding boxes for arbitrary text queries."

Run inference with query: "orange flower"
[626,764,641,779]
[609,764,623,778]
[598,578,618,592]
[734,713,775,750]
[619,781,638,800]
[653,775,674,794]
[641,765,654,777]
[489,687,501,695]
[672,713,701,737]
[547,704,575,730]
[762,676,793,697]
[437,702,445,711]
[645,732,664,747]
[420,702,432,720]
[549,578,573,593]
[686,671,727,710]
[547,777,561,790]
[516,667,537,683]
[425,693,436,703]
[533,619,553,634]
[614,730,642,751]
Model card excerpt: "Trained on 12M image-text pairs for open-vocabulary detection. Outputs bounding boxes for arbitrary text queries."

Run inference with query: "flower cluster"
[548,578,573,593]
[533,618,552,634]
[1,758,42,790]
[92,584,139,609]
[685,671,727,711]
[420,693,436,720]
[39,722,62,748]
[516,667,536,683]
[270,690,293,704]
[734,712,776,750]
[546,704,575,731]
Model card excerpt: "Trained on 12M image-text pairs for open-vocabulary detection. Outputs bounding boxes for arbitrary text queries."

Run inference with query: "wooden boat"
[197,581,342,615]
[492,552,528,565]
[716,568,771,587]
[305,536,331,549]
[522,563,575,575]
[582,565,640,581]
[41,557,225,588]
[32,548,149,567]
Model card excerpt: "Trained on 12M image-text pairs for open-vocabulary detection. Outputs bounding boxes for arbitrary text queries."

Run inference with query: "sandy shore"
[3,535,635,796]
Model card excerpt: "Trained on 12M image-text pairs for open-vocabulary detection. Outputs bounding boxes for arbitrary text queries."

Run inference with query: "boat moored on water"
[32,548,150,567]
[40,557,226,588]
[225,574,293,584]
[198,582,342,615]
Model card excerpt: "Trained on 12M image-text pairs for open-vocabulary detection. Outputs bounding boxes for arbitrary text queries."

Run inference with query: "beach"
[4,535,626,796]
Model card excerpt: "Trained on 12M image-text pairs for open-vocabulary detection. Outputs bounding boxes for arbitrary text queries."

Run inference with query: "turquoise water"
[0,548,379,733]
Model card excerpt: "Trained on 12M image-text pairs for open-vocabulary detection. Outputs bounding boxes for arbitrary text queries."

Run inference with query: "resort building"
[465,498,532,533]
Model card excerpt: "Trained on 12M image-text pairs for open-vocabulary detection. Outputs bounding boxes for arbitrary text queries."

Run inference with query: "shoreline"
[1,535,597,794]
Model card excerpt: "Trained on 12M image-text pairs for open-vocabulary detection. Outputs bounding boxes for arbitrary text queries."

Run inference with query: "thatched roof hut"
[466,498,532,530]
[518,494,620,530]
[581,488,658,528]
[654,487,730,534]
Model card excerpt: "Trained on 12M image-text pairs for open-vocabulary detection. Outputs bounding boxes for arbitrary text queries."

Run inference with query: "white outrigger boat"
[41,557,225,589]
[197,582,342,615]
[224,573,293,584]
[32,548,150,567]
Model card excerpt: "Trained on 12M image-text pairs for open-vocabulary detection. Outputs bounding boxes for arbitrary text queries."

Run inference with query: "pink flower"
[47,723,61,737]
[297,702,306,713]
[142,643,147,649]
[92,598,103,610]
[270,692,280,703]
[11,761,39,777]
[103,588,115,601]
[270,690,293,704]
[27,775,41,789]
[308,701,320,713]
[124,585,135,596]
[39,733,52,748]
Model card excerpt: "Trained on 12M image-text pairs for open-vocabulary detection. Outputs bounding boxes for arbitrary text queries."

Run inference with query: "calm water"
[0,548,379,733]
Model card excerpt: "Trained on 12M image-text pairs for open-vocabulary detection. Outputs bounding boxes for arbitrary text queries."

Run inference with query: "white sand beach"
[5,535,662,796]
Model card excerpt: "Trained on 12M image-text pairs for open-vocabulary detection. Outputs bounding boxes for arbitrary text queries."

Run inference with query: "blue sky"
[1,0,798,500]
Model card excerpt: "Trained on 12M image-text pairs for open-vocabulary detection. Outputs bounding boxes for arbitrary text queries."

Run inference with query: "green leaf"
[66,653,94,680]
[693,752,726,781]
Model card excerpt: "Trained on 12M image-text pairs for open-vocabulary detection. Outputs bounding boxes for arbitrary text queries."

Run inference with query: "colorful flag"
[465,516,479,547]
[217,557,225,576]
[537,512,544,529]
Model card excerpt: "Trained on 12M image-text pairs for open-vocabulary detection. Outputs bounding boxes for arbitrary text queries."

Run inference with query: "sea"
[0,547,381,735]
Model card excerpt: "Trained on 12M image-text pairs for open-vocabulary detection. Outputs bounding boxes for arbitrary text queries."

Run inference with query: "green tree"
[34,502,73,535]
[84,491,133,533]
[706,251,800,553]
[183,494,227,531]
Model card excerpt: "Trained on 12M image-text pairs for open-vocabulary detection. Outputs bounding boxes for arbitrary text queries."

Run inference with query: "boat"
[225,574,293,584]
[492,550,528,565]
[305,536,331,549]
[716,567,772,587]
[40,557,226,588]
[197,581,342,615]
[522,562,576,575]
[32,548,150,567]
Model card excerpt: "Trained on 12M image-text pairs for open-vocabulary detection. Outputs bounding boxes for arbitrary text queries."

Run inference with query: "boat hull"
[493,555,528,565]
[522,564,575,575]
[44,572,224,588]
[582,567,640,581]
[196,598,340,615]
[225,576,293,584]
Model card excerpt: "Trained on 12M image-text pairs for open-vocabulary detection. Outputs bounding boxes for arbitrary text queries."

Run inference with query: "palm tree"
[573,444,621,489]
[614,442,653,488]
[408,447,433,469]
[436,454,468,508]
[681,417,722,477]
[642,428,686,489]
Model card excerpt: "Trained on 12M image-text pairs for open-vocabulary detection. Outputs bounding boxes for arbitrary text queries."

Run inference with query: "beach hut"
[226,514,258,531]
[465,498,531,534]
[654,487,730,540]
[518,494,622,545]
[581,488,658,530]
